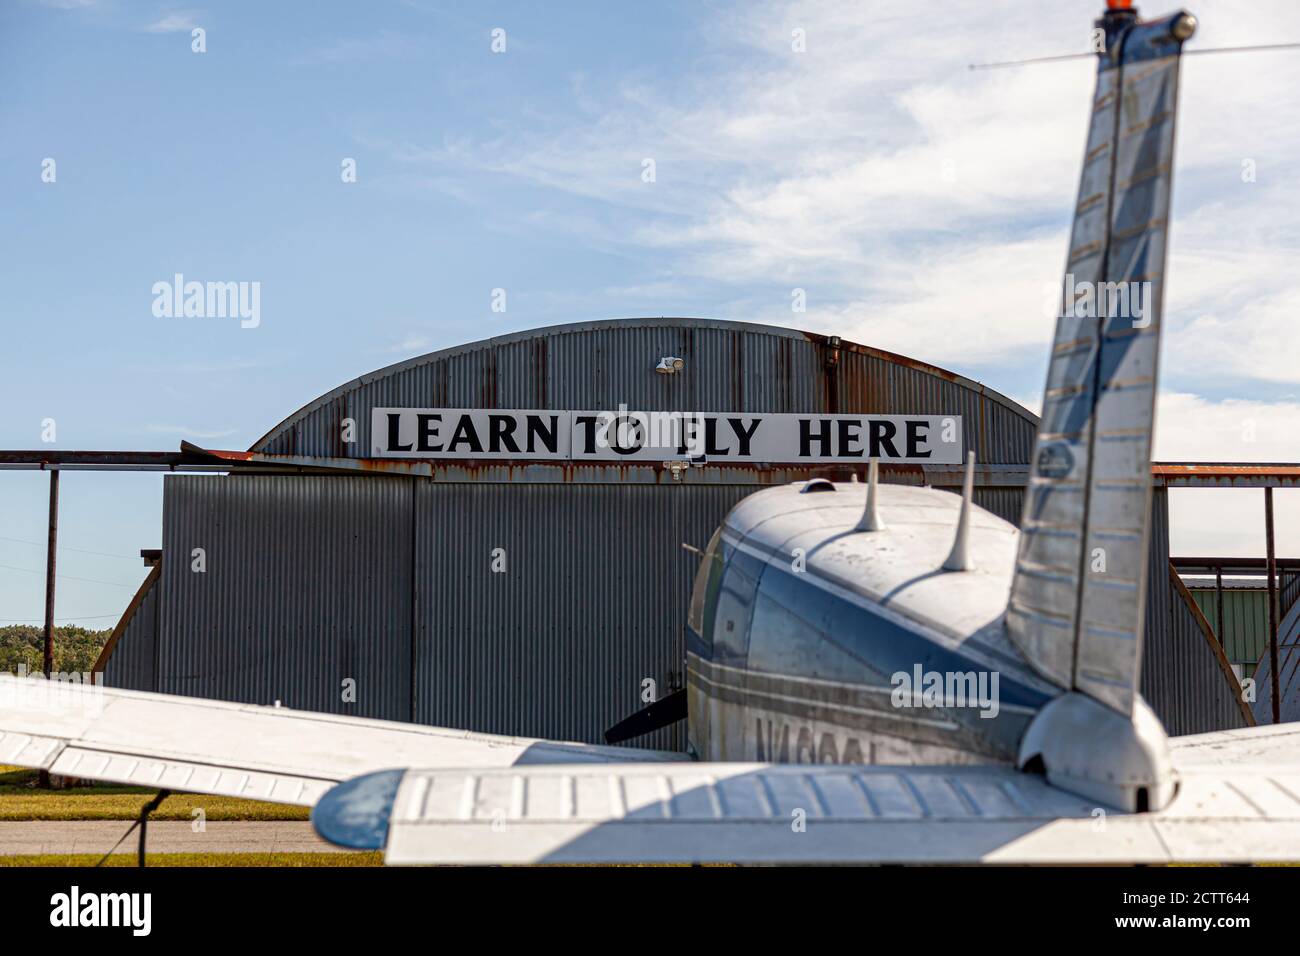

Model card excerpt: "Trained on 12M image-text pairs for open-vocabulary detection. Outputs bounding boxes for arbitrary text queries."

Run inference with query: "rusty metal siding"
[251,319,1037,465]
[156,475,415,722]
[1140,489,1250,735]
[101,572,160,690]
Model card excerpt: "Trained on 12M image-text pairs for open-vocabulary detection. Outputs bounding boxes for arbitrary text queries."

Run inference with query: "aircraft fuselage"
[684,480,1062,765]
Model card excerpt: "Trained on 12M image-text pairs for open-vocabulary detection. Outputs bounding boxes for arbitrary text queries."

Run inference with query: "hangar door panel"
[158,475,415,722]
[413,482,751,749]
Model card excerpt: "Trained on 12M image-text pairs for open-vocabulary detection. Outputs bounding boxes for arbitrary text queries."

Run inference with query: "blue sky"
[2,0,1298,626]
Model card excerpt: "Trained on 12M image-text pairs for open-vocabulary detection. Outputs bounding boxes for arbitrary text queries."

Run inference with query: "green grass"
[0,852,382,867]
[0,765,309,821]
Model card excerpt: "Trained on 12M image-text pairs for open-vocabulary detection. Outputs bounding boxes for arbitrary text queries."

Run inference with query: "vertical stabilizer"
[1006,6,1196,716]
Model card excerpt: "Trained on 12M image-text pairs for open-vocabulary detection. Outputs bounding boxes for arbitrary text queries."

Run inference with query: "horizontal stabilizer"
[372,757,1300,865]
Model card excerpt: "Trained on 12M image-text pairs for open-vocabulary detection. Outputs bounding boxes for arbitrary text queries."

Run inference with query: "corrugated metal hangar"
[95,317,1251,747]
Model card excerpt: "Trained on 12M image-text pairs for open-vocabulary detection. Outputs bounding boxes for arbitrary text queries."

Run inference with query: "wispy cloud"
[141,10,202,34]
[375,0,1300,396]
[292,30,425,66]
[145,424,238,440]
[374,334,435,355]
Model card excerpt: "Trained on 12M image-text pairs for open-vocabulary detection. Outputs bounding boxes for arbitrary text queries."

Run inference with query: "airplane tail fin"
[1006,7,1197,716]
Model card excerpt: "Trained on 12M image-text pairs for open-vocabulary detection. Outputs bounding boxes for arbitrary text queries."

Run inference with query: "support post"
[1266,487,1281,724]
[42,469,59,678]
[1214,567,1225,650]
[39,469,59,790]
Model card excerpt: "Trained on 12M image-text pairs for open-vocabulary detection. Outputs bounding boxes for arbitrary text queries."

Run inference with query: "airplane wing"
[3,674,1297,863]
[0,675,683,807]
[319,757,1300,865]
[1168,723,1300,769]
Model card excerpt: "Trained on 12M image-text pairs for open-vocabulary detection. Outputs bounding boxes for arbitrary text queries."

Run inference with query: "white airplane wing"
[0,675,682,807]
[351,757,1300,865]
[3,674,1297,863]
[1168,723,1300,769]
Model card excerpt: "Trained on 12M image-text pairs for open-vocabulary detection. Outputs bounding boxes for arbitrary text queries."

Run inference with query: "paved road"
[0,821,351,856]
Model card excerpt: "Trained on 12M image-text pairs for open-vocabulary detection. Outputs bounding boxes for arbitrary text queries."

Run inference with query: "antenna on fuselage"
[942,451,975,572]
[854,457,885,532]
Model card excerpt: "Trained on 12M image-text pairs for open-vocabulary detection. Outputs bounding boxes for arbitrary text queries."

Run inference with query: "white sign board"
[371,408,962,464]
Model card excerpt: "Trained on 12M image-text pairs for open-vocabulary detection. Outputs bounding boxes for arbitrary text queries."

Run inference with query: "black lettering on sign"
[799,419,832,457]
[704,417,729,456]
[388,413,414,452]
[609,415,644,455]
[575,416,600,455]
[676,416,702,456]
[526,414,559,454]
[906,420,931,459]
[728,417,761,456]
[446,416,483,454]
[415,413,441,452]
[837,419,863,458]
[868,419,899,458]
[488,414,521,454]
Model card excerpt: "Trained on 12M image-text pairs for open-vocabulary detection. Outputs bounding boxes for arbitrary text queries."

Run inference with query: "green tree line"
[0,625,112,675]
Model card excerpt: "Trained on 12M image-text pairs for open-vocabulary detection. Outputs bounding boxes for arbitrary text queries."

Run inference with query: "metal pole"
[1214,567,1225,648]
[1266,487,1281,724]
[38,469,59,790]
[42,469,59,678]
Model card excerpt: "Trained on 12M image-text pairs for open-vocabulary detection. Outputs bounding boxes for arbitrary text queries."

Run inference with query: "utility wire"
[0,613,124,623]
[970,41,1300,71]
[0,562,140,589]
[0,535,141,561]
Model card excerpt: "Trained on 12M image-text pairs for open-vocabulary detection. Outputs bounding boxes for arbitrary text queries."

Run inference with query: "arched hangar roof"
[250,317,1038,464]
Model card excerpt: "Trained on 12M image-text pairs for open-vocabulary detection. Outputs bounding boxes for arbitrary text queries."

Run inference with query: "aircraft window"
[687,527,724,640]
[748,563,872,683]
[710,545,763,665]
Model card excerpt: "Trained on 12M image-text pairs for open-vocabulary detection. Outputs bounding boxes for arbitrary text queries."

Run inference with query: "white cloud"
[794,230,1066,367]
[142,11,202,34]
[1156,392,1300,558]
[146,424,237,440]
[384,0,1300,388]
[1155,392,1300,463]
[374,334,434,355]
